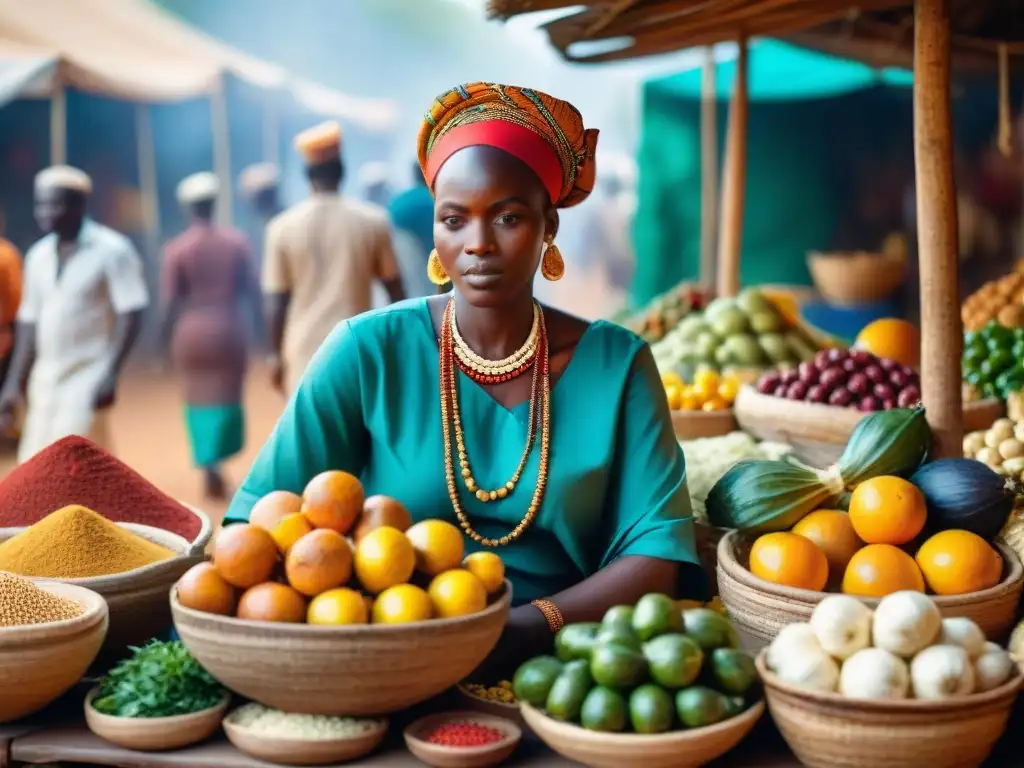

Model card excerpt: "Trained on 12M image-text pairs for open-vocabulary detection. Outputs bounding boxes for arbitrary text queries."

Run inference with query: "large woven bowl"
[520,699,764,768]
[807,251,907,306]
[718,531,1024,652]
[0,581,108,723]
[171,580,512,716]
[756,651,1021,768]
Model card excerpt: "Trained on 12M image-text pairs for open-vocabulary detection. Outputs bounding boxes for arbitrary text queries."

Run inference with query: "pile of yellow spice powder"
[0,571,84,626]
[0,505,175,579]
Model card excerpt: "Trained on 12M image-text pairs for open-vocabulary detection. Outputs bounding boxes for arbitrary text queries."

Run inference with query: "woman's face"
[433,146,557,307]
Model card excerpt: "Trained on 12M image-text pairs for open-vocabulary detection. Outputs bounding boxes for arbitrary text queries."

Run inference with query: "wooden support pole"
[134,104,160,260]
[913,0,962,458]
[210,78,233,227]
[50,84,66,166]
[716,36,748,298]
[699,45,718,291]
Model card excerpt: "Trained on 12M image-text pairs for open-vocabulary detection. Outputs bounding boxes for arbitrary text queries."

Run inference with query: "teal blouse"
[225,298,699,605]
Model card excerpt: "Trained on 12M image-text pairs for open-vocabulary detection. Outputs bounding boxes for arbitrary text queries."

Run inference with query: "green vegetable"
[92,640,225,718]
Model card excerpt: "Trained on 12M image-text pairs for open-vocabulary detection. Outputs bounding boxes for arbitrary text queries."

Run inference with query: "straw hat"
[295,121,342,165]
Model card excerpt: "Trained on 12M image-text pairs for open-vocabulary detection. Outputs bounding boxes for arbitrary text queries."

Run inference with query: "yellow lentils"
[463,680,516,704]
[0,571,83,627]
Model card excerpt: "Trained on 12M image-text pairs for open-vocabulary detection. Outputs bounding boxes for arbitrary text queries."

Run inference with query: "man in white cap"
[0,165,149,462]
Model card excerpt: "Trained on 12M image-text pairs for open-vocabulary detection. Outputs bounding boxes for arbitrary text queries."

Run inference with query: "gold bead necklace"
[452,303,539,378]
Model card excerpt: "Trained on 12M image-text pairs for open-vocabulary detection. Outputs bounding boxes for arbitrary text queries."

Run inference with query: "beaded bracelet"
[531,598,565,634]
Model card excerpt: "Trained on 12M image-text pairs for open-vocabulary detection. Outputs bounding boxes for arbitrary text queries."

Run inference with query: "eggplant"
[909,458,1015,541]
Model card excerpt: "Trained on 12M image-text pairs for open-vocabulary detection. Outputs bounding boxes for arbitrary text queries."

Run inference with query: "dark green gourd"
[909,458,1015,541]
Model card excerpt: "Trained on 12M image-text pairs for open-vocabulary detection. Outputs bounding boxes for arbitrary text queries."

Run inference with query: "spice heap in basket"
[766,593,1016,700]
[0,571,83,626]
[513,593,759,734]
[962,322,1024,401]
[961,273,1024,332]
[227,703,383,740]
[177,470,505,625]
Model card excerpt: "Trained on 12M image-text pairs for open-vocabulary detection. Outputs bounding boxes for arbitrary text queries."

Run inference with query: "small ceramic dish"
[404,711,521,768]
[83,686,229,751]
[222,710,388,766]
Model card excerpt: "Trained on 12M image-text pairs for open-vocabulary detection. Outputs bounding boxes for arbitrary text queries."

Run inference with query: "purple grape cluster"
[756,348,921,412]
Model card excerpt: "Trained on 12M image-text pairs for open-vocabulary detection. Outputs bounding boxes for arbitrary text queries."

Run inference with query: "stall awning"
[0,42,58,107]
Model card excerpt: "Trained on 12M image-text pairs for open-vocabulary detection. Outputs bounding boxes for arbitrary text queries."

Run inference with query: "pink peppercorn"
[426,721,505,747]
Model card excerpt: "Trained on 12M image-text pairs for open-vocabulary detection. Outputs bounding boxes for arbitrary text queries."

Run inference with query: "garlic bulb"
[872,591,941,658]
[974,642,1015,692]
[839,647,910,700]
[775,648,840,693]
[911,645,976,699]
[767,622,822,672]
[810,595,873,660]
[938,617,986,659]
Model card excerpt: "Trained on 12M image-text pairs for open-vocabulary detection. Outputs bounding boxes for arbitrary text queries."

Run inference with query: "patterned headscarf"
[417,83,599,209]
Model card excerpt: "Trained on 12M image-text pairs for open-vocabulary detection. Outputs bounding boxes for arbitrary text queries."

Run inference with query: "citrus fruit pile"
[175,470,505,626]
[748,474,1005,598]
[513,594,759,734]
[661,368,743,412]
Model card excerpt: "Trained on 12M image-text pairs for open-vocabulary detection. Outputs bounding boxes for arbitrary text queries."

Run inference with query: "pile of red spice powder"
[425,721,506,748]
[0,435,201,541]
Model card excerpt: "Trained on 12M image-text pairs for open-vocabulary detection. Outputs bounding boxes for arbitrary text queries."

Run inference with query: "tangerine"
[176,562,236,616]
[236,582,306,623]
[353,496,413,543]
[307,587,369,625]
[406,520,465,576]
[462,551,505,594]
[427,569,488,618]
[749,532,829,591]
[301,470,364,534]
[848,476,926,546]
[855,318,920,369]
[915,530,1003,596]
[270,513,314,554]
[249,490,303,532]
[791,510,864,576]
[372,584,433,625]
[285,528,354,597]
[842,544,925,597]
[354,526,416,594]
[212,524,279,589]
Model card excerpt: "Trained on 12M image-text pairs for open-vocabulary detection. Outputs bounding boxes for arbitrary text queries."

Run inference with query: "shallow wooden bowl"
[756,651,1021,768]
[83,687,229,751]
[717,530,1024,652]
[223,711,387,766]
[0,581,108,723]
[520,699,764,768]
[807,251,907,306]
[171,581,512,716]
[404,711,521,768]
[671,409,737,441]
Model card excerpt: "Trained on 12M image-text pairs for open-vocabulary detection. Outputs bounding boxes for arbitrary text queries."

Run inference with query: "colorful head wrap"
[295,121,342,165]
[417,83,599,209]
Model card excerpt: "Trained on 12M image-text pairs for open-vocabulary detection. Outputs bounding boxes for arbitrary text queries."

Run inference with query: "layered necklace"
[439,299,551,547]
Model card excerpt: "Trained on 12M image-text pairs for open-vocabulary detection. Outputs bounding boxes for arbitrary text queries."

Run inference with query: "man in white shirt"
[0,165,150,462]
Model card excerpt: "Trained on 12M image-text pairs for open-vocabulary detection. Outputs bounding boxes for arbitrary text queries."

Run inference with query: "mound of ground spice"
[0,436,201,540]
[0,505,175,578]
[0,571,84,626]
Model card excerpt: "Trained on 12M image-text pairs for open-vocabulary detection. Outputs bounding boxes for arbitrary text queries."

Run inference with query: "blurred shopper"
[388,161,436,297]
[239,162,282,221]
[357,161,392,207]
[161,172,261,500]
[0,166,149,462]
[263,122,404,395]
[0,234,23,390]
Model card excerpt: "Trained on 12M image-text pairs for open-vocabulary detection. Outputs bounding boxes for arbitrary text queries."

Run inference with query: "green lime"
[602,605,634,629]
[512,656,563,708]
[723,695,747,718]
[682,608,740,651]
[580,686,628,733]
[554,623,601,663]
[643,634,704,688]
[708,648,758,696]
[596,625,642,653]
[675,686,729,728]
[628,684,675,734]
[590,643,647,691]
[545,659,594,722]
[632,593,684,642]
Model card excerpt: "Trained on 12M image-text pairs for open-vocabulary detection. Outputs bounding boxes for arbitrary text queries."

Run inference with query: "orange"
[249,490,303,532]
[462,552,505,594]
[301,470,364,534]
[855,318,920,368]
[307,587,369,626]
[285,528,354,597]
[427,569,488,618]
[270,513,314,554]
[176,562,236,616]
[353,496,413,543]
[236,582,306,623]
[212,524,279,589]
[748,532,829,591]
[915,530,1003,596]
[406,520,465,576]
[848,476,927,545]
[372,583,433,625]
[842,544,925,597]
[791,510,864,577]
[354,526,416,594]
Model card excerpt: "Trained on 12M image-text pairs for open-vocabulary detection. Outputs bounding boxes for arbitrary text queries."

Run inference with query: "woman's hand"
[471,604,552,683]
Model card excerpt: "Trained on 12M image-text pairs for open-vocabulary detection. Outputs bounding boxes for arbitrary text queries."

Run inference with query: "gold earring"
[427,249,449,286]
[541,240,565,282]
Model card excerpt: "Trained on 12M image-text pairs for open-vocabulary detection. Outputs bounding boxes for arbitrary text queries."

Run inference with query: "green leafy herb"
[92,639,226,718]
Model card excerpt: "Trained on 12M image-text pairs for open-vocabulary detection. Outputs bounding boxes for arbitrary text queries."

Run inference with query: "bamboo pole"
[50,83,66,166]
[913,0,962,458]
[263,99,280,167]
[700,45,718,290]
[210,78,233,227]
[134,104,160,260]
[716,36,748,298]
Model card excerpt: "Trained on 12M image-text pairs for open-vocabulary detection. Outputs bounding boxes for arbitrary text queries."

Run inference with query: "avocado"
[602,605,635,629]
[643,633,704,689]
[708,647,758,696]
[580,686,628,733]
[512,655,563,708]
[554,622,601,663]
[628,684,675,734]
[682,608,740,651]
[632,593,684,641]
[590,643,647,691]
[749,310,785,335]
[675,686,729,728]
[545,659,594,722]
[736,288,772,315]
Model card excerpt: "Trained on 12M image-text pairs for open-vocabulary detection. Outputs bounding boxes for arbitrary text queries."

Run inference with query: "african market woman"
[226,84,701,675]
[161,172,262,499]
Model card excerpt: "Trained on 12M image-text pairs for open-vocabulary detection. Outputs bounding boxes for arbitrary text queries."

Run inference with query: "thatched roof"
[486,0,1024,67]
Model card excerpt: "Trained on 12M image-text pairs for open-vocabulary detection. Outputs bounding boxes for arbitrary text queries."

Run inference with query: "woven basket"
[756,652,1021,768]
[807,251,907,306]
[171,580,512,716]
[671,410,737,441]
[717,531,1024,652]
